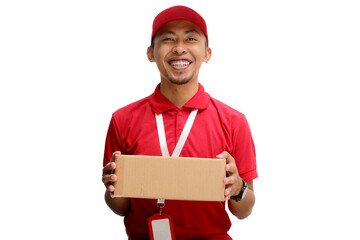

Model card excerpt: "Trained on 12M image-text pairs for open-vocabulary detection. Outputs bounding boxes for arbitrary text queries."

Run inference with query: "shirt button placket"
[176,110,183,139]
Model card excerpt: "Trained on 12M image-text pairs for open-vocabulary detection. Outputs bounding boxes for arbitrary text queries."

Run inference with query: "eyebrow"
[160,31,176,36]
[159,29,201,37]
[185,30,201,35]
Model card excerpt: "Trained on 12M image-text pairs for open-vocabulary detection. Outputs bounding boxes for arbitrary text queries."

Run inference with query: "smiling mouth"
[168,59,192,68]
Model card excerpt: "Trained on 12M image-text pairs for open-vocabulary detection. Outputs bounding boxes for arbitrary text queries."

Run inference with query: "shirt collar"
[149,83,210,114]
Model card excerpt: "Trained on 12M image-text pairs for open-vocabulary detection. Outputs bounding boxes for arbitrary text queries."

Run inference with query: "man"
[102,5,257,239]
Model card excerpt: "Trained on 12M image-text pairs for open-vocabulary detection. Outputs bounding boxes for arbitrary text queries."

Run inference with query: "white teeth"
[170,61,190,67]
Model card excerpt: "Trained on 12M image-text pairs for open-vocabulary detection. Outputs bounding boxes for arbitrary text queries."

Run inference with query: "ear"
[203,47,212,63]
[147,46,155,62]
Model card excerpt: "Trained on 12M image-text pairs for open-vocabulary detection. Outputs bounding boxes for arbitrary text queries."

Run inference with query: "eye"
[163,37,174,42]
[187,37,197,41]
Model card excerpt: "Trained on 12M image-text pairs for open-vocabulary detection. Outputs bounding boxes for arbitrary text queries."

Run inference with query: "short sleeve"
[231,116,258,182]
[103,116,122,167]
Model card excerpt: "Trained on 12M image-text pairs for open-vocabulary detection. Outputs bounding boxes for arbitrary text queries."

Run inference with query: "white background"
[1,0,359,239]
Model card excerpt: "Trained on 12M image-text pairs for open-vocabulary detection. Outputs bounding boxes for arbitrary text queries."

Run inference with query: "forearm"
[228,181,255,219]
[104,190,131,216]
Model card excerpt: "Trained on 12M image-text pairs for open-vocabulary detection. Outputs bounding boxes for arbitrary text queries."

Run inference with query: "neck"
[159,80,199,108]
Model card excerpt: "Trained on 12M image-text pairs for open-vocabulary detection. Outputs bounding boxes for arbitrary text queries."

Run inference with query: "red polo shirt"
[103,83,257,239]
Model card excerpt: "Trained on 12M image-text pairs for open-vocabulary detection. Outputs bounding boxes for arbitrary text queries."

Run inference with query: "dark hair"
[150,36,209,49]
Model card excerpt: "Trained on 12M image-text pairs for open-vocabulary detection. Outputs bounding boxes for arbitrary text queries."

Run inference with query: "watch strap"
[230,178,248,202]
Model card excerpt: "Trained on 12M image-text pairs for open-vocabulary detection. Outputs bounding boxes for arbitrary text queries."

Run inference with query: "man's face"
[147,20,211,85]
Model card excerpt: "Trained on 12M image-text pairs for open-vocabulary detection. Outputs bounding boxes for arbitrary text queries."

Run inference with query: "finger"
[107,184,115,193]
[224,176,236,185]
[103,162,116,175]
[224,152,235,165]
[103,151,120,175]
[216,151,228,159]
[225,162,238,174]
[224,187,232,201]
[110,151,121,162]
[103,162,115,174]
[217,151,235,164]
[106,188,115,199]
[102,173,117,185]
[109,191,114,199]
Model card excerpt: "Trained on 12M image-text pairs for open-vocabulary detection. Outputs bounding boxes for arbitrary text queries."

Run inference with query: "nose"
[172,41,187,54]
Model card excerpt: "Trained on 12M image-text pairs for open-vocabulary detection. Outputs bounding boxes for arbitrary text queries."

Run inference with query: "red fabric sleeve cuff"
[240,169,258,182]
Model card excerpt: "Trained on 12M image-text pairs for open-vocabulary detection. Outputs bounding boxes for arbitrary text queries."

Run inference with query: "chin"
[167,73,196,85]
[169,78,192,85]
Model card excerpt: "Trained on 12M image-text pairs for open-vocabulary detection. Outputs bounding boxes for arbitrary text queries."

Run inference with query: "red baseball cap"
[151,5,208,43]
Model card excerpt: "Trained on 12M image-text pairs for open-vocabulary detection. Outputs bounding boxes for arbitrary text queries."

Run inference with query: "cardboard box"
[114,155,226,201]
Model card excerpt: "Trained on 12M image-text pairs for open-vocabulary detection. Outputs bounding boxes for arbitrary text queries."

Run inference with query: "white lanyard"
[155,109,198,157]
[155,109,198,208]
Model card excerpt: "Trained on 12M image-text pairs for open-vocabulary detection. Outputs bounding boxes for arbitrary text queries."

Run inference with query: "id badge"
[148,213,175,240]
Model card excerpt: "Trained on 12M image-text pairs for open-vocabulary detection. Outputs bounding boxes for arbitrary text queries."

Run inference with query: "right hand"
[102,151,121,198]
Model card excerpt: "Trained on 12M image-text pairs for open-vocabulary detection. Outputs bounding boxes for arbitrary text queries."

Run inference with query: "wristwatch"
[230,178,248,202]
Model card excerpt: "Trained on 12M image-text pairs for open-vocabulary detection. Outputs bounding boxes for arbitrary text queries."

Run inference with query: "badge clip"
[157,199,165,215]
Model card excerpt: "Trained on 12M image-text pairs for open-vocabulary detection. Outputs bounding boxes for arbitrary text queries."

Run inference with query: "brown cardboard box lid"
[114,155,226,201]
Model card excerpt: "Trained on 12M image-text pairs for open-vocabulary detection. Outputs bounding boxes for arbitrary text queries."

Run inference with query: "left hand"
[217,151,243,201]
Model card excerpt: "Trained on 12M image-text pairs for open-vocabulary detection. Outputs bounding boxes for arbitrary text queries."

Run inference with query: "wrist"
[232,181,242,197]
[230,178,248,202]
